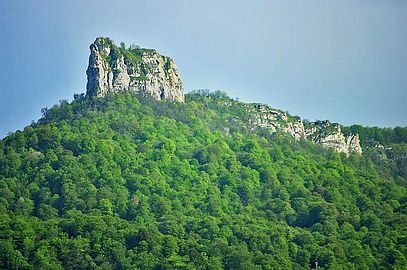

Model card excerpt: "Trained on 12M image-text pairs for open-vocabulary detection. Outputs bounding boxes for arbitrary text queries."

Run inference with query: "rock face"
[306,121,363,155]
[245,104,362,155]
[86,37,184,102]
[346,133,363,155]
[85,37,361,155]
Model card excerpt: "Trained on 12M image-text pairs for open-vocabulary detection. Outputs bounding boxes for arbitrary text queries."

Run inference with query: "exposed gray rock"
[86,37,184,102]
[314,126,349,153]
[245,103,362,155]
[85,37,362,155]
[304,122,362,155]
[346,133,363,155]
[284,118,306,140]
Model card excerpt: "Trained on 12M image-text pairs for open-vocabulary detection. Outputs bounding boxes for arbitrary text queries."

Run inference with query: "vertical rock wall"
[86,37,184,102]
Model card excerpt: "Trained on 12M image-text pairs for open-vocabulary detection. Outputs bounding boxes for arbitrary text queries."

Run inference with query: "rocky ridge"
[86,37,184,102]
[85,37,362,154]
[244,103,362,155]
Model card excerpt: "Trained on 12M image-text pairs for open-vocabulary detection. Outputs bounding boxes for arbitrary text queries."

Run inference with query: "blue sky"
[1,0,406,138]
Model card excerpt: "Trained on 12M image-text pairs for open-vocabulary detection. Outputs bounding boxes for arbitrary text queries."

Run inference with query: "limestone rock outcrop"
[246,104,362,155]
[84,37,362,155]
[306,121,362,155]
[346,133,363,155]
[86,37,184,102]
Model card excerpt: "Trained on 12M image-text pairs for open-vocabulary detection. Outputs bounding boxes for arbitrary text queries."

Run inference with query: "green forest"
[0,91,406,269]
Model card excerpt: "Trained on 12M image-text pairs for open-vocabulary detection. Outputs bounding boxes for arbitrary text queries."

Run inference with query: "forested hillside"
[0,92,406,269]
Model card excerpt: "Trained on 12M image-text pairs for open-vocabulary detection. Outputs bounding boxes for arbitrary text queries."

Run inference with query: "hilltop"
[86,37,184,102]
[84,38,362,155]
[0,38,406,269]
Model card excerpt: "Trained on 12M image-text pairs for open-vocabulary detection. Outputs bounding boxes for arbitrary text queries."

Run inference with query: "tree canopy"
[0,92,406,269]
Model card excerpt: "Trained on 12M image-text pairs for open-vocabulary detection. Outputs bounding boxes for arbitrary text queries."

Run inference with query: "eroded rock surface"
[245,104,362,155]
[85,37,362,154]
[86,37,184,102]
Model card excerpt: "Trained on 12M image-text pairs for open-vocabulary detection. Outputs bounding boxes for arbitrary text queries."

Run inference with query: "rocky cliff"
[244,103,362,155]
[305,121,362,155]
[86,37,184,102]
[85,38,361,154]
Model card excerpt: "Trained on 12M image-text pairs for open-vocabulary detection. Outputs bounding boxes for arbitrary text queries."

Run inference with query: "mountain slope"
[0,91,406,269]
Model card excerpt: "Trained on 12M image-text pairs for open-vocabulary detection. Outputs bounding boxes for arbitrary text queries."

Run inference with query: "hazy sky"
[1,0,406,138]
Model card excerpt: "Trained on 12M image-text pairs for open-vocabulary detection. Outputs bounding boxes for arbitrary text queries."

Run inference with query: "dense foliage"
[343,125,407,146]
[0,92,406,269]
[342,122,407,182]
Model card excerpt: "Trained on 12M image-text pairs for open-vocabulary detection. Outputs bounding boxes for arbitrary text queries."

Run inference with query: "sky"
[1,0,407,138]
